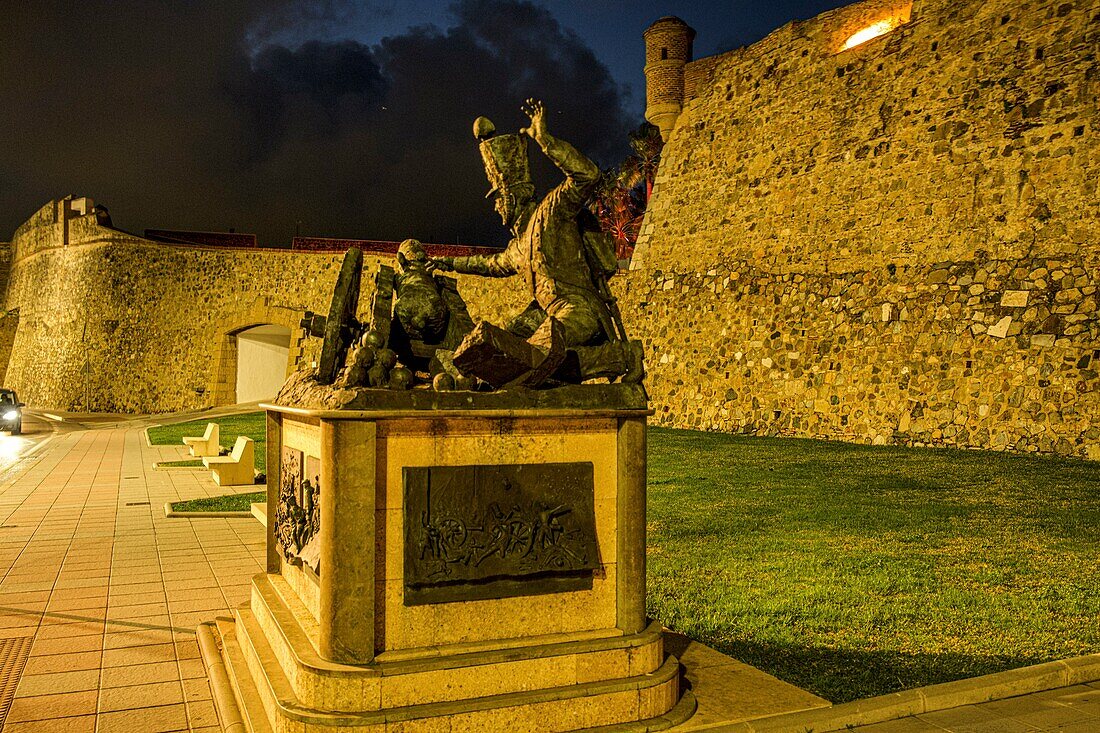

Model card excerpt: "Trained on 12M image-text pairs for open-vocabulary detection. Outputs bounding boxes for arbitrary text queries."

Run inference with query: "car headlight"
[2,411,18,421]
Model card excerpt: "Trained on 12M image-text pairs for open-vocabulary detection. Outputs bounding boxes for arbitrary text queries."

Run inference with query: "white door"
[235,325,291,403]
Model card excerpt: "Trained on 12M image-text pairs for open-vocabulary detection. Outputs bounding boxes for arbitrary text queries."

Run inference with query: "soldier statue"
[432,99,643,387]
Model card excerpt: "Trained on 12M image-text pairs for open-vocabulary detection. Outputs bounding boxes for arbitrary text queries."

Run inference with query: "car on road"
[0,389,23,435]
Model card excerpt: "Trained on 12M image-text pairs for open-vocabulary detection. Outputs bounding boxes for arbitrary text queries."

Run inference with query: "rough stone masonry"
[624,0,1100,457]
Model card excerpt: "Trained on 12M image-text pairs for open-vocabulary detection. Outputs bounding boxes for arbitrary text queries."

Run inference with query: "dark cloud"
[229,39,387,164]
[0,0,632,246]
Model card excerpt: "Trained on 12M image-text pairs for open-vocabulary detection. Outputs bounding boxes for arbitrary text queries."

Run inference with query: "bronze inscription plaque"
[403,462,599,605]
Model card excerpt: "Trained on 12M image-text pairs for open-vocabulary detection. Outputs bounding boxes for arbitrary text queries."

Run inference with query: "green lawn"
[171,491,266,513]
[147,412,267,472]
[149,411,1099,702]
[647,427,1100,702]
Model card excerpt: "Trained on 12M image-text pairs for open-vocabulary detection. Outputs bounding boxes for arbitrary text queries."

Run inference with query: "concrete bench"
[203,436,255,486]
[182,422,220,458]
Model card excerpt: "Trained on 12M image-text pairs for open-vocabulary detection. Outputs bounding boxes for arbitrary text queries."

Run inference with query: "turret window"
[661,48,669,60]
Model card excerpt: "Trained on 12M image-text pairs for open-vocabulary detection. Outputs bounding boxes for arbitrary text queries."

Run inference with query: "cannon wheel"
[370,265,395,347]
[317,248,364,384]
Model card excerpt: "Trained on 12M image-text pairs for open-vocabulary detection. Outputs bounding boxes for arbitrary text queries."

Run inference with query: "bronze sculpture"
[394,239,447,342]
[432,99,643,388]
[289,98,643,396]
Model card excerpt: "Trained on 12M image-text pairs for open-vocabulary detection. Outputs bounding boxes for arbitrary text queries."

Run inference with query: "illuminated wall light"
[843,18,901,50]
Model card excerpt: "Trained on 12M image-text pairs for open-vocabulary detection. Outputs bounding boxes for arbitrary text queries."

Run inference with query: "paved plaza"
[0,423,263,732]
[0,418,1093,732]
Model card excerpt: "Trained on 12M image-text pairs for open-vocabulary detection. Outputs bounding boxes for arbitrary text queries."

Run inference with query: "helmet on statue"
[473,116,532,200]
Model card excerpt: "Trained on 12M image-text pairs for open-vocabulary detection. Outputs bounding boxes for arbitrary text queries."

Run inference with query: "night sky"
[0,1,849,247]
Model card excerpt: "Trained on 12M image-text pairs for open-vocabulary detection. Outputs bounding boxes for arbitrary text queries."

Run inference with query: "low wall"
[3,201,526,413]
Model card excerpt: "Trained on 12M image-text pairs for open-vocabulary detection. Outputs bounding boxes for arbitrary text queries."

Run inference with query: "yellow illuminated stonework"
[843,17,902,50]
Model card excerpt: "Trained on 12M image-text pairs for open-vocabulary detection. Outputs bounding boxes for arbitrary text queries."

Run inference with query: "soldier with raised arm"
[433,99,643,386]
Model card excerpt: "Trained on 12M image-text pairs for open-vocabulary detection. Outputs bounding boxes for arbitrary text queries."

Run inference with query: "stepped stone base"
[198,396,693,731]
[198,574,696,732]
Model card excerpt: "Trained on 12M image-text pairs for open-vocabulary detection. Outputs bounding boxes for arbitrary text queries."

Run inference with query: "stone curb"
[197,621,249,733]
[21,435,55,460]
[702,653,1100,732]
[151,461,206,471]
[163,501,253,519]
[251,502,268,527]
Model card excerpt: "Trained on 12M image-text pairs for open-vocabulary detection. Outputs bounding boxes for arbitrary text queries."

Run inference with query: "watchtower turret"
[643,16,695,141]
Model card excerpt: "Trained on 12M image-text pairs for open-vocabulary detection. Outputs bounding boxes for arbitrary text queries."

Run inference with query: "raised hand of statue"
[520,98,547,143]
[428,256,455,273]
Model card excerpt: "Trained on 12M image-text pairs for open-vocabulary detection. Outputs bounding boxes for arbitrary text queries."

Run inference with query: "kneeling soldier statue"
[432,99,644,389]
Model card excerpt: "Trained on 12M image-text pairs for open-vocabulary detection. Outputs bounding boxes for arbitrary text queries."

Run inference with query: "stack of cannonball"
[334,330,413,390]
[333,330,480,392]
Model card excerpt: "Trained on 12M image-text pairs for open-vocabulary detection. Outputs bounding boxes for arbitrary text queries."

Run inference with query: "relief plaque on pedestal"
[403,462,599,605]
[274,446,321,573]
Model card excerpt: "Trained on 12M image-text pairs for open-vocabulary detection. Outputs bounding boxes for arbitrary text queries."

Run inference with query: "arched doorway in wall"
[234,324,292,403]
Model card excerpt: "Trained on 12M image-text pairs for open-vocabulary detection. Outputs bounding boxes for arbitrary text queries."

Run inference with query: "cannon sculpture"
[296,243,477,393]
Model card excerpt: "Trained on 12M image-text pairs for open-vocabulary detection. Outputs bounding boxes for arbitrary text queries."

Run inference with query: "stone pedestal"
[199,385,694,732]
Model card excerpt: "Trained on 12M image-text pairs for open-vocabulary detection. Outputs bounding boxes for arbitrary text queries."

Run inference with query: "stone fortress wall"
[0,197,527,413]
[0,242,14,384]
[1,0,1096,459]
[627,0,1100,455]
